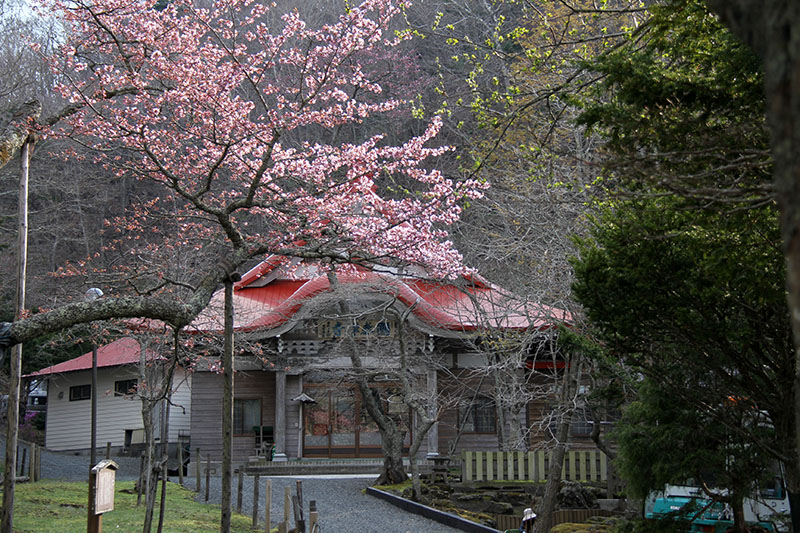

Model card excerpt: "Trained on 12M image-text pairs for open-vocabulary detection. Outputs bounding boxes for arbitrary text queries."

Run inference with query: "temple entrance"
[303,385,380,457]
[302,384,408,458]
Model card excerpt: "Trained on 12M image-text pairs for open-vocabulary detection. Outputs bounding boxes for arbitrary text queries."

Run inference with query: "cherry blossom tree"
[0,0,485,529]
[0,0,484,346]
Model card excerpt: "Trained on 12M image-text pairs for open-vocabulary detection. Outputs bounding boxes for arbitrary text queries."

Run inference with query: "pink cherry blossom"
[40,0,487,278]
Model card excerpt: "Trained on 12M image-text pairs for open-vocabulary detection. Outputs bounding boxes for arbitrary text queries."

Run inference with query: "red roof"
[188,257,570,334]
[28,337,143,377]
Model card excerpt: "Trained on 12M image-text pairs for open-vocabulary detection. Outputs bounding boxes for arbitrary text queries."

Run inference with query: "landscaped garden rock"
[557,481,603,509]
[427,487,451,500]
[433,498,453,508]
[485,501,514,515]
[383,478,621,532]
[454,493,485,503]
[493,490,530,506]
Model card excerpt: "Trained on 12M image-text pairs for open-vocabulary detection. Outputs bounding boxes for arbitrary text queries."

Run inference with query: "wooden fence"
[495,509,617,530]
[461,450,609,483]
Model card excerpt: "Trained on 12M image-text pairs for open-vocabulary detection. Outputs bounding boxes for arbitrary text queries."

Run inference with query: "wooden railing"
[460,450,609,483]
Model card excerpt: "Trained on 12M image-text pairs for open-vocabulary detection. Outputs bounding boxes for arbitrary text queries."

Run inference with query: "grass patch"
[374,479,412,493]
[12,480,255,532]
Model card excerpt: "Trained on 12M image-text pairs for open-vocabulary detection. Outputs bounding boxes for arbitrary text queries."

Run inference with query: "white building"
[28,337,191,453]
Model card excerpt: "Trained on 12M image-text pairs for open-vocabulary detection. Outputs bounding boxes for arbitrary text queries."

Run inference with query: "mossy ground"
[10,480,255,532]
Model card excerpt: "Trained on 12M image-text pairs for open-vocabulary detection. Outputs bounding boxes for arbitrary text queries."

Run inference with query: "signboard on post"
[88,459,119,533]
[91,460,119,515]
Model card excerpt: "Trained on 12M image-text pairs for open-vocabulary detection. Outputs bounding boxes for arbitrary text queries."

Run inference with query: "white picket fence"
[460,450,609,483]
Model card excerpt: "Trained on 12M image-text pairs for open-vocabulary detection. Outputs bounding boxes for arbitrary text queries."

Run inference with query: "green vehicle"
[646,481,788,533]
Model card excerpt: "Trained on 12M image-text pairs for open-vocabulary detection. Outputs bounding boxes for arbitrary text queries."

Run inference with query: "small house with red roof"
[28,337,191,453]
[188,257,574,464]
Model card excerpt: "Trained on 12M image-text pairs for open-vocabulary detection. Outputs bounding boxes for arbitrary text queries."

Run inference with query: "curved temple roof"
[188,257,571,335]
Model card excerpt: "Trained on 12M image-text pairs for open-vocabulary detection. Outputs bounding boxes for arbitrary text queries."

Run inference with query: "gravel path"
[0,441,142,481]
[40,449,142,481]
[184,474,467,533]
[23,446,467,533]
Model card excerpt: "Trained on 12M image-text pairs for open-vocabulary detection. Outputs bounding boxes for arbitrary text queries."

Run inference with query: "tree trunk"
[156,397,171,533]
[534,413,571,533]
[702,3,800,530]
[407,411,436,501]
[371,410,407,485]
[534,354,581,533]
[731,490,747,533]
[345,335,408,484]
[328,268,408,486]
[409,455,422,501]
[142,400,157,533]
[508,404,525,451]
[496,400,507,451]
[350,347,408,485]
[782,458,800,533]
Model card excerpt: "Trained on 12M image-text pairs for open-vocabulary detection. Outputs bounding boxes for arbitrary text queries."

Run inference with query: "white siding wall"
[168,371,192,441]
[45,366,192,452]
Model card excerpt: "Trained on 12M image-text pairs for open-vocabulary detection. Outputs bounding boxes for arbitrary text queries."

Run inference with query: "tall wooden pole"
[221,277,235,532]
[2,139,31,532]
[91,343,98,467]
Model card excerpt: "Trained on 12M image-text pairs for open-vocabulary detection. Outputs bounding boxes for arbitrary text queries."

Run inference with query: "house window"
[460,397,496,434]
[69,384,91,401]
[233,399,261,435]
[114,379,138,397]
[571,406,601,437]
[571,419,594,437]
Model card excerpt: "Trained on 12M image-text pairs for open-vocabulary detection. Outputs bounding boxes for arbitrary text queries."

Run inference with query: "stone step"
[244,461,384,476]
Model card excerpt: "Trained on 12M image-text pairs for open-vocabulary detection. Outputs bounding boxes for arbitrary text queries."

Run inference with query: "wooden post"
[34,444,40,482]
[264,479,272,533]
[137,452,145,505]
[195,448,201,492]
[105,442,111,460]
[296,480,304,511]
[205,455,211,502]
[29,445,35,482]
[28,445,34,481]
[252,474,260,528]
[90,343,97,468]
[19,447,26,478]
[292,496,305,533]
[283,485,291,524]
[294,480,305,533]
[221,277,237,533]
[273,371,287,461]
[2,139,31,533]
[236,467,244,514]
[309,501,318,533]
[177,444,184,486]
[87,468,100,533]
